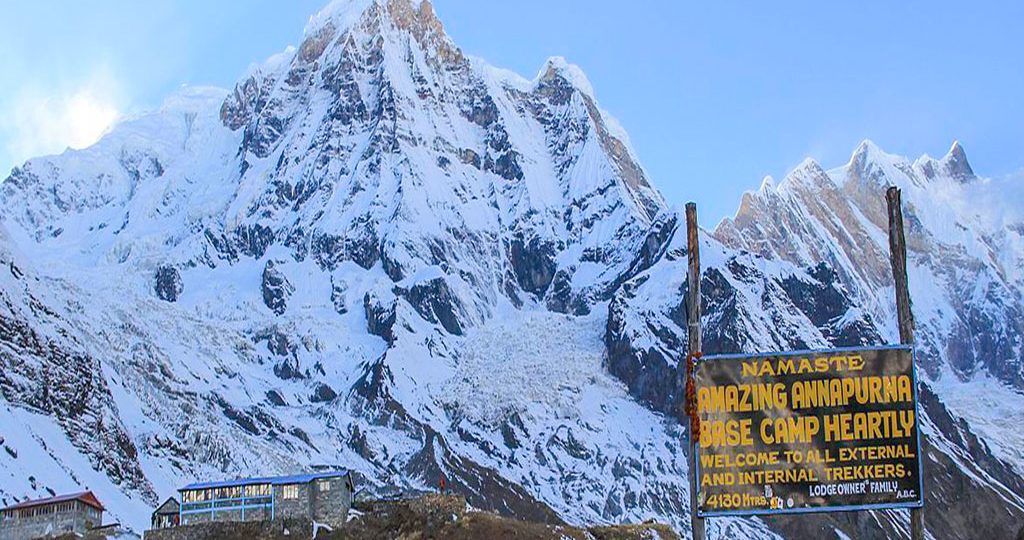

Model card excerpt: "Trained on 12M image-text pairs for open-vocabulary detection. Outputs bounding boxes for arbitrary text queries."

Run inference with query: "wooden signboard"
[693,346,924,516]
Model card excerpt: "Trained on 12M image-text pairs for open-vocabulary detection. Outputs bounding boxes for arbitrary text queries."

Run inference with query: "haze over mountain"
[0,1,1021,538]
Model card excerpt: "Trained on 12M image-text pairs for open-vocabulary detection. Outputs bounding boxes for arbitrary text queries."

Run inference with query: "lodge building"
[174,471,353,527]
[0,492,104,540]
[151,497,180,530]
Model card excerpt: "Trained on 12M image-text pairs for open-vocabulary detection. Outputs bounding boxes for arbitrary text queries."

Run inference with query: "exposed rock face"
[395,276,465,335]
[154,265,183,302]
[310,383,338,403]
[778,263,881,346]
[0,238,156,508]
[509,236,558,297]
[364,289,397,345]
[262,260,294,315]
[330,276,348,314]
[0,1,1020,539]
[605,239,879,417]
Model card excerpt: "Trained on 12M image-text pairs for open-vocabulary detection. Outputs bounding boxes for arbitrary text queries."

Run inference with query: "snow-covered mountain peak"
[537,56,596,97]
[849,138,885,162]
[302,0,440,42]
[759,157,832,198]
[2,0,669,318]
[840,138,977,192]
[301,0,457,64]
[306,0,375,33]
[308,0,435,31]
[0,0,689,521]
[842,138,910,187]
[791,155,826,176]
[914,140,975,183]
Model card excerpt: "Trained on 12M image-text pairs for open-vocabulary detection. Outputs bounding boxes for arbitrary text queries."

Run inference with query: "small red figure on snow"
[439,474,447,494]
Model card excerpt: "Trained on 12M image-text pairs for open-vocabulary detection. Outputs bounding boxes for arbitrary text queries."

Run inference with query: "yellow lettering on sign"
[697,383,788,413]
[760,416,820,444]
[823,411,916,442]
[699,419,753,448]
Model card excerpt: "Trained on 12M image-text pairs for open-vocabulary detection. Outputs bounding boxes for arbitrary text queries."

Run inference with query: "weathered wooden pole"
[684,202,706,540]
[886,187,925,540]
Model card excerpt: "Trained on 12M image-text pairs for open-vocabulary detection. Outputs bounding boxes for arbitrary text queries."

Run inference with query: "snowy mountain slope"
[714,142,1024,472]
[0,0,1022,538]
[715,141,1024,390]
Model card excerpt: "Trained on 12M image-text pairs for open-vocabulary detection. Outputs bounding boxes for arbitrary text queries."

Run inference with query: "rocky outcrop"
[261,260,293,315]
[330,276,348,315]
[605,281,684,417]
[509,236,558,297]
[154,265,183,302]
[778,263,880,346]
[310,383,337,403]
[364,290,397,344]
[395,276,465,335]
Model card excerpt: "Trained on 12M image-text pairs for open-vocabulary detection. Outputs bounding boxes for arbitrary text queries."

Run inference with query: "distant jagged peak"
[852,138,884,157]
[915,140,975,183]
[481,55,596,100]
[724,160,826,220]
[837,138,939,192]
[847,138,902,173]
[721,143,890,230]
[793,156,824,173]
[843,138,976,187]
[774,156,836,196]
[717,160,831,236]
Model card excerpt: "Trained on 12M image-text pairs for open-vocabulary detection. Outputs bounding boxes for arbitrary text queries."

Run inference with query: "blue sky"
[1,0,1021,226]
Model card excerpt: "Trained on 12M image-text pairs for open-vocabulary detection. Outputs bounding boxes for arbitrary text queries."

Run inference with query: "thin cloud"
[1,70,124,172]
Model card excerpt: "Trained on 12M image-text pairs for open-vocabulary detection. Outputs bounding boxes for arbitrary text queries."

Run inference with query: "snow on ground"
[440,309,612,427]
[932,373,1024,478]
[0,404,153,532]
[436,308,781,539]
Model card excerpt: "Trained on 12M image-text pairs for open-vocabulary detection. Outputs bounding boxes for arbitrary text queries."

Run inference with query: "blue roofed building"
[175,471,353,528]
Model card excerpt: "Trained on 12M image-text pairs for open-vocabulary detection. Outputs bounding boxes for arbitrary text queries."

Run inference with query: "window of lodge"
[213,486,241,500]
[245,484,272,498]
[282,485,299,500]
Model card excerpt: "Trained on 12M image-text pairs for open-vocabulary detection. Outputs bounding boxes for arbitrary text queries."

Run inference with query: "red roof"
[2,491,104,512]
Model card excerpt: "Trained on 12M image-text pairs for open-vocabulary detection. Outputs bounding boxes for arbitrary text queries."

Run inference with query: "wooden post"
[684,202,706,540]
[886,187,925,540]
